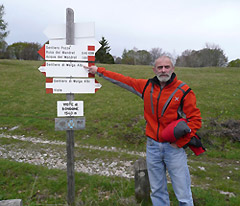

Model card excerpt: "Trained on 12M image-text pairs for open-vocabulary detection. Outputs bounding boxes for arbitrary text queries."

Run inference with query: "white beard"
[157,73,172,82]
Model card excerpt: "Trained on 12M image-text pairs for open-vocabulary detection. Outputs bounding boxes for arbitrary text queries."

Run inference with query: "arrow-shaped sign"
[38,61,95,78]
[46,78,102,94]
[49,38,101,52]
[38,44,96,61]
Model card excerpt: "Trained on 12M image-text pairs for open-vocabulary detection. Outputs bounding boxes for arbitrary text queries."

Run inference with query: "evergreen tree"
[0,5,8,42]
[0,4,9,58]
[95,37,114,64]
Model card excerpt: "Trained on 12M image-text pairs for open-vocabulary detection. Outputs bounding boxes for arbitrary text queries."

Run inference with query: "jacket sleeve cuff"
[96,67,106,75]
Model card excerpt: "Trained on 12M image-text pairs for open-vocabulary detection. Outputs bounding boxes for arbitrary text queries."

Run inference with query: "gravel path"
[0,133,145,178]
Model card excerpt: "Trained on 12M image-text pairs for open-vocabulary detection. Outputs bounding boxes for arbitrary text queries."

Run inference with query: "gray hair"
[153,55,175,67]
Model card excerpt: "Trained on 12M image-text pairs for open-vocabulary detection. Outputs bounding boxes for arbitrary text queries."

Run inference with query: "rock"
[0,199,23,206]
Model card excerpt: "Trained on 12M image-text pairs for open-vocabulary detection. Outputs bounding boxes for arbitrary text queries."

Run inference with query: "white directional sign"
[57,101,84,117]
[44,22,95,39]
[46,78,102,94]
[49,38,101,52]
[38,61,95,77]
[38,44,96,61]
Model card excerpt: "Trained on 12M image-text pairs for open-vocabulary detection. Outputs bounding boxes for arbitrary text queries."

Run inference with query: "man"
[86,56,202,206]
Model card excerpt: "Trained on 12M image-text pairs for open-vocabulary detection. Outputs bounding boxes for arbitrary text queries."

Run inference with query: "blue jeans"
[146,137,194,206]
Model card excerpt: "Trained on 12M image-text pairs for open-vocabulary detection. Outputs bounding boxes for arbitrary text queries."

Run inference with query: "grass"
[0,59,240,205]
[1,159,239,206]
[0,159,136,206]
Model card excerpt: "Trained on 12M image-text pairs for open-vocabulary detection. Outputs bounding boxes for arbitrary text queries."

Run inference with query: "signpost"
[37,8,101,205]
[65,9,75,206]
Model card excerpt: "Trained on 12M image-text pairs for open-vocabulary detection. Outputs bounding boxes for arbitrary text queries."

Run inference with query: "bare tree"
[122,48,152,65]
[149,48,165,65]
[175,43,228,67]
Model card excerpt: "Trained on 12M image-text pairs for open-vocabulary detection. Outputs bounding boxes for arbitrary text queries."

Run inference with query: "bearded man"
[86,56,202,206]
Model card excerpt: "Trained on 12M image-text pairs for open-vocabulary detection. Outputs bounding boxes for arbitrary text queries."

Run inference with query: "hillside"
[0,59,239,205]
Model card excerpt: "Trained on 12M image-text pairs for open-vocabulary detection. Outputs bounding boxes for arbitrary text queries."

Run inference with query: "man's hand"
[84,65,98,74]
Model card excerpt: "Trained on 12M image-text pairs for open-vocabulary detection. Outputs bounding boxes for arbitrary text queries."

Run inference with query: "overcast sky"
[2,0,240,61]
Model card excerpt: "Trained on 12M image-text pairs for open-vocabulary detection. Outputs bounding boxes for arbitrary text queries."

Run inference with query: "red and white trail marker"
[38,61,95,78]
[38,44,96,61]
[37,19,103,97]
[46,78,102,94]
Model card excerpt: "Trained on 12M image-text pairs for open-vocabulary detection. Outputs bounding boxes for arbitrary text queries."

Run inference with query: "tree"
[0,40,7,58]
[175,43,228,67]
[228,59,240,67]
[6,42,25,59]
[136,50,152,65]
[121,48,152,65]
[21,42,41,60]
[204,43,228,67]
[175,50,194,67]
[114,56,122,64]
[0,5,9,58]
[0,5,8,41]
[121,48,136,65]
[6,42,41,60]
[95,37,114,64]
[149,48,165,65]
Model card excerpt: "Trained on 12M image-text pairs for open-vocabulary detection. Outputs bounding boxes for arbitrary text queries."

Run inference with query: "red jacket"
[97,67,202,148]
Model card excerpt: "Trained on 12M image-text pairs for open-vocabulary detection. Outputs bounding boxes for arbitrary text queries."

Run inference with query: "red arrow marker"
[46,88,53,94]
[88,56,95,61]
[88,45,95,51]
[46,78,53,83]
[46,77,53,93]
[38,45,45,59]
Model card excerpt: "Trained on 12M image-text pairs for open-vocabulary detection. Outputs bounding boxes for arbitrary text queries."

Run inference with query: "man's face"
[153,57,175,82]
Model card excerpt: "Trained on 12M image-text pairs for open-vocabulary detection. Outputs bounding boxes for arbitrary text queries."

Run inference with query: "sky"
[2,0,240,61]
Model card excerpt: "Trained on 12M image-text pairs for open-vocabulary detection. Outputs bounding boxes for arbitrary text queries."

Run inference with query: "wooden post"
[134,158,151,203]
[66,8,75,206]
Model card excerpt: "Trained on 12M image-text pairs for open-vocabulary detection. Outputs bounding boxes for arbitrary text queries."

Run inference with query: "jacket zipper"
[156,87,162,141]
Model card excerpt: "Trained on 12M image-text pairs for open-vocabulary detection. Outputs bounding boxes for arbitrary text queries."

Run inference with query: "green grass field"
[0,59,239,205]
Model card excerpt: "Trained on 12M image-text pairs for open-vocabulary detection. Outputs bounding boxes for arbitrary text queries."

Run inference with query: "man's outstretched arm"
[84,65,148,98]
